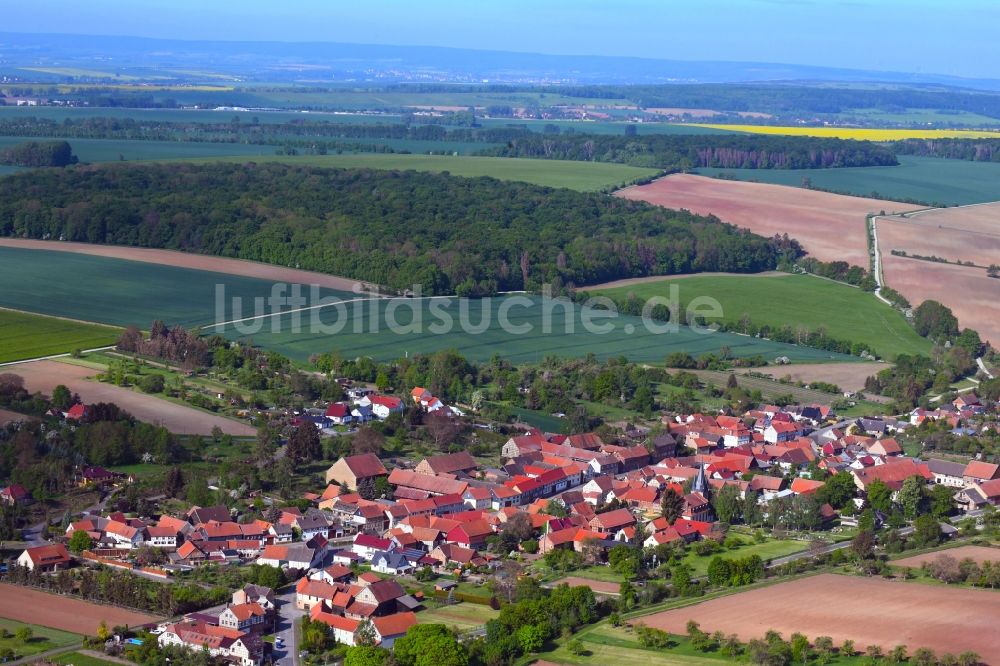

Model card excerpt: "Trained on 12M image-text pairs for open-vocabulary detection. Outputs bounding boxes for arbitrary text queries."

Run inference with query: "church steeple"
[692,462,709,496]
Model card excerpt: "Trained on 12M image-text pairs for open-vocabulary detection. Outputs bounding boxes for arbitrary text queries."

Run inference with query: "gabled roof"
[790,478,825,494]
[325,403,350,418]
[964,460,1000,481]
[364,578,406,603]
[418,451,478,475]
[341,453,389,479]
[590,508,635,530]
[21,543,70,566]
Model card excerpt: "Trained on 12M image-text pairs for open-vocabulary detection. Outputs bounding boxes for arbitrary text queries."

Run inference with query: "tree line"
[480,133,897,169]
[0,140,78,167]
[0,162,794,295]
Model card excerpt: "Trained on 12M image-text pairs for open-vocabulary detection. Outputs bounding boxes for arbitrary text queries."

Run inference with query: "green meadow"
[592,273,931,359]
[696,155,1000,206]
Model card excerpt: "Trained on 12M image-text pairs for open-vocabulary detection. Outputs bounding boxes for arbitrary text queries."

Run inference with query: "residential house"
[17,544,71,572]
[372,612,418,649]
[232,585,276,611]
[370,550,413,575]
[158,621,262,666]
[589,508,635,535]
[325,403,353,426]
[764,421,799,444]
[0,483,32,506]
[963,461,1000,486]
[363,395,405,419]
[219,603,268,633]
[927,459,967,488]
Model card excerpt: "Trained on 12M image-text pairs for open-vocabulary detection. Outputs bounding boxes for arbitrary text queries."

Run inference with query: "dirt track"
[636,574,1000,659]
[0,583,161,634]
[894,545,1000,569]
[617,174,919,266]
[0,238,367,293]
[8,359,256,436]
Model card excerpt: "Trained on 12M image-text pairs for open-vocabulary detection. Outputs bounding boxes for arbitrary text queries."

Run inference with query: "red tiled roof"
[22,543,70,566]
[372,611,417,638]
[343,453,389,479]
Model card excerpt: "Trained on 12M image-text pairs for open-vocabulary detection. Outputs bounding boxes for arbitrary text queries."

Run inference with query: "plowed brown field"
[636,574,1000,660]
[617,174,919,266]
[0,583,161,634]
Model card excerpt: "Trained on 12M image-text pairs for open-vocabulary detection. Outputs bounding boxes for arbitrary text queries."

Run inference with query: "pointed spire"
[693,462,708,495]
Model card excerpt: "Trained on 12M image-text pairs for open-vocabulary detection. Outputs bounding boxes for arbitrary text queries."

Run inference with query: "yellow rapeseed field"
[688,124,1000,141]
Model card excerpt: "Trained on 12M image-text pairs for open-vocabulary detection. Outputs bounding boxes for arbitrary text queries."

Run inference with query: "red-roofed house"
[17,544,71,572]
[325,403,353,426]
[372,612,417,648]
[446,519,494,548]
[589,508,635,535]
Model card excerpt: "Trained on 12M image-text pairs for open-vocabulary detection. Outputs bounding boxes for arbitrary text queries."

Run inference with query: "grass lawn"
[592,272,930,360]
[0,618,80,658]
[52,651,121,666]
[166,153,660,192]
[417,602,499,631]
[0,308,121,363]
[696,155,1000,206]
[679,539,809,577]
[564,565,625,584]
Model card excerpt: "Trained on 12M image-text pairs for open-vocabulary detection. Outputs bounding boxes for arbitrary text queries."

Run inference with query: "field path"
[0,238,371,293]
[7,359,256,436]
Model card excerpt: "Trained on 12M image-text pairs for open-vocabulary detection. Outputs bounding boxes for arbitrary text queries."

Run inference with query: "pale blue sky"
[6,0,998,79]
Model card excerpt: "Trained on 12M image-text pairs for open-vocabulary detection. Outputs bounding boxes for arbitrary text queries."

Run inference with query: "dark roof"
[188,505,232,524]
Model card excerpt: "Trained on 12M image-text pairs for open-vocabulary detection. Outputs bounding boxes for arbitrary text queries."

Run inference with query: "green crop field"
[0,309,121,363]
[167,153,660,191]
[0,246,352,329]
[592,273,931,359]
[696,155,1000,206]
[0,619,80,659]
[215,293,856,365]
[0,136,276,163]
[0,247,855,366]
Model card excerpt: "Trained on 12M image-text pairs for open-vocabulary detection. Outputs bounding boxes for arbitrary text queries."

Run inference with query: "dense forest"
[892,138,1000,162]
[0,163,796,294]
[0,140,77,167]
[481,134,897,169]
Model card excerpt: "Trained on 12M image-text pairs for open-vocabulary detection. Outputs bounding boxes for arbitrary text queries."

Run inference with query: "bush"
[138,374,165,394]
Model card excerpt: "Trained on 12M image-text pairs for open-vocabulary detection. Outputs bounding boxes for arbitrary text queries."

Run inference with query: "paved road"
[274,587,306,666]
